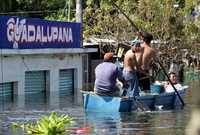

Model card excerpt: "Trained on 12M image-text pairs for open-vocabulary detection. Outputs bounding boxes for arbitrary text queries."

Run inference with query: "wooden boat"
[82,85,188,112]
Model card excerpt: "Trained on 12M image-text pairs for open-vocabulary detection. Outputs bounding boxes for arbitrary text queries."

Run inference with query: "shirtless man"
[138,31,157,92]
[122,39,142,96]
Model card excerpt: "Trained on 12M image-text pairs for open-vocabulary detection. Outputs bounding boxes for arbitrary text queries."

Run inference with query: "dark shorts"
[138,70,150,92]
[94,87,120,97]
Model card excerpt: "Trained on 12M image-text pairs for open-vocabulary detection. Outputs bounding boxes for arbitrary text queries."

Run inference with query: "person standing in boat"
[122,39,142,97]
[94,52,124,96]
[137,31,157,93]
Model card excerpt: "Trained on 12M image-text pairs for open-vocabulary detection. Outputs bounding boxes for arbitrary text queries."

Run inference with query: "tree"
[0,0,199,53]
[83,0,200,53]
[0,0,18,13]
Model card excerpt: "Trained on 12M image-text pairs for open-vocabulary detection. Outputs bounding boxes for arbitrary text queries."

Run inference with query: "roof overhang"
[0,48,98,56]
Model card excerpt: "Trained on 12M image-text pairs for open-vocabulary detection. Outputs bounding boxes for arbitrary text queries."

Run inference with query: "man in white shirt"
[164,72,182,93]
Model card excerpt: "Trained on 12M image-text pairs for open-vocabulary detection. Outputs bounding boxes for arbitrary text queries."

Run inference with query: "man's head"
[104,52,114,62]
[168,72,177,84]
[131,39,141,53]
[131,39,141,46]
[139,31,153,44]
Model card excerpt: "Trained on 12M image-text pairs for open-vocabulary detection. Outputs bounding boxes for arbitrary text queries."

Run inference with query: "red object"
[104,52,113,61]
[76,127,90,134]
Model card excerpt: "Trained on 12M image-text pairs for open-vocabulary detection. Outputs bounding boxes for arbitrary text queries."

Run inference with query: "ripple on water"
[0,81,199,135]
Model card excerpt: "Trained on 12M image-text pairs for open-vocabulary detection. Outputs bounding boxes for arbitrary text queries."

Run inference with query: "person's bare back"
[137,31,157,92]
[141,44,156,70]
[123,49,138,71]
[122,45,141,97]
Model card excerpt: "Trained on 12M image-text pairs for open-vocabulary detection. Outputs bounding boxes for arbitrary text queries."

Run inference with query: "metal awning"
[0,48,98,56]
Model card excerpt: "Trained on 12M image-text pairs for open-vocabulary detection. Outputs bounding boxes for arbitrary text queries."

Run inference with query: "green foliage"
[0,0,18,12]
[1,0,200,51]
[16,0,67,11]
[1,0,76,19]
[45,10,76,22]
[83,0,200,52]
[12,112,75,135]
[83,0,138,40]
[44,0,76,22]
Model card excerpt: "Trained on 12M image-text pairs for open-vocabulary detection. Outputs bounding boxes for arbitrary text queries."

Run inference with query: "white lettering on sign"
[6,17,73,48]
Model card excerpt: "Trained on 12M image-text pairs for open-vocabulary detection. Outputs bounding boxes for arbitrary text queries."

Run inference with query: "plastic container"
[150,84,161,93]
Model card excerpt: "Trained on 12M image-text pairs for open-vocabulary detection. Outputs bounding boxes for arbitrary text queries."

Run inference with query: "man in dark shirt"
[94,52,124,96]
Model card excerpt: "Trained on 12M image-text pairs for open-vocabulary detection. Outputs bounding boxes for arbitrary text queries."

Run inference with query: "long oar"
[109,0,150,111]
[109,0,139,34]
[133,96,151,111]
[156,60,185,107]
[121,90,150,111]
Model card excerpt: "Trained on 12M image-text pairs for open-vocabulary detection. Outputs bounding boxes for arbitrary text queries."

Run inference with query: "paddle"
[109,0,151,111]
[133,96,151,111]
[109,0,140,34]
[156,60,185,107]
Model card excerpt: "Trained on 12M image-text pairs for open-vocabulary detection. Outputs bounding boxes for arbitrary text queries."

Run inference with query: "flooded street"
[0,81,199,135]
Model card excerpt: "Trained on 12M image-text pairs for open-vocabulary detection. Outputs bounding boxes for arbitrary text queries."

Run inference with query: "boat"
[82,85,188,112]
[136,85,188,110]
[83,92,133,112]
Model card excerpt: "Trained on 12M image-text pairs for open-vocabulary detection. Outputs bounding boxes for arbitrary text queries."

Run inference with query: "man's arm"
[116,67,124,82]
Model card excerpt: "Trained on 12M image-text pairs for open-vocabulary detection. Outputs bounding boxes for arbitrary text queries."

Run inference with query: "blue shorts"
[122,70,139,97]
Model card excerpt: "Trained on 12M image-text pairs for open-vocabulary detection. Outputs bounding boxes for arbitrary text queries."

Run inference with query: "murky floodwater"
[0,81,199,135]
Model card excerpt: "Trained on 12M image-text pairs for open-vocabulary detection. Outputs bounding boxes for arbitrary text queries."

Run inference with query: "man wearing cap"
[94,52,124,96]
[122,39,142,97]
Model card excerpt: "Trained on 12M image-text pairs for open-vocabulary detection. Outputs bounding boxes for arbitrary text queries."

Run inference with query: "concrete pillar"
[49,68,60,108]
[75,66,83,104]
[16,74,25,108]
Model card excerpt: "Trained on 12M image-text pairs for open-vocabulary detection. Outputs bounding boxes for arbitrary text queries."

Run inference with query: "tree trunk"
[76,0,83,47]
[75,0,82,23]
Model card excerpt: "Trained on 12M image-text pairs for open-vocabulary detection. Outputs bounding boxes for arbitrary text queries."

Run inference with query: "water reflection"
[119,112,153,135]
[0,81,198,135]
[84,111,180,135]
[185,81,200,135]
[83,110,189,135]
[84,112,121,135]
[0,95,16,111]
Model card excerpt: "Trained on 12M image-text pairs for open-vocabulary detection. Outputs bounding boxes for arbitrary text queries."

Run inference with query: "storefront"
[0,16,97,107]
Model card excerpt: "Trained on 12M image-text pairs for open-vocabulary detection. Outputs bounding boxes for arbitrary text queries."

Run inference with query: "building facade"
[0,16,97,108]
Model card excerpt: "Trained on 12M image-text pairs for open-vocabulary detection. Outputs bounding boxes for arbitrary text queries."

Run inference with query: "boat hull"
[82,86,188,112]
[83,93,133,112]
[136,89,187,110]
